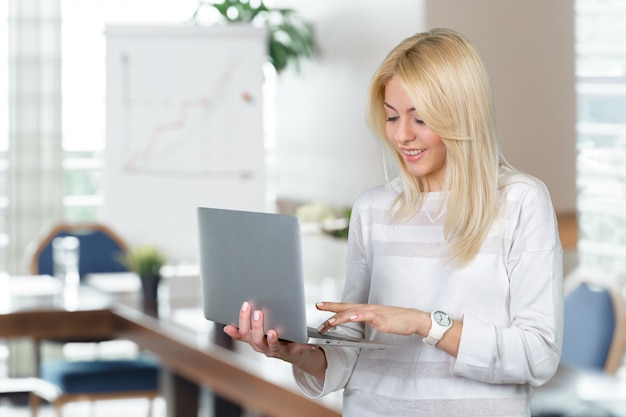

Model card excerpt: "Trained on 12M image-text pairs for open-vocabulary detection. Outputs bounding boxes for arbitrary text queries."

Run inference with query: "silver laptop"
[197,206,391,348]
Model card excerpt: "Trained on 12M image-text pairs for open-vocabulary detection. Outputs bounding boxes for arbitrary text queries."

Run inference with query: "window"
[0,2,9,271]
[576,0,626,276]
[0,0,247,273]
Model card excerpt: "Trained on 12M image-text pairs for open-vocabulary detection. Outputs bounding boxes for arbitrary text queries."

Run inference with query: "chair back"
[561,268,626,374]
[29,223,129,280]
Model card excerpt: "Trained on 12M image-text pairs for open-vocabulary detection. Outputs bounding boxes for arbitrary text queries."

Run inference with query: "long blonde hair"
[366,28,511,265]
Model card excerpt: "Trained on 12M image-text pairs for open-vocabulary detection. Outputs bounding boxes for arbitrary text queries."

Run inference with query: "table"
[0,274,342,417]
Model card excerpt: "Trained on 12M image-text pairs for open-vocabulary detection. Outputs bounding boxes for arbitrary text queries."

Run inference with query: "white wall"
[272,1,425,207]
[272,0,576,214]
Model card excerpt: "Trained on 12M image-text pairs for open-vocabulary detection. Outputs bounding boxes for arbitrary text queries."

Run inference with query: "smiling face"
[384,77,447,191]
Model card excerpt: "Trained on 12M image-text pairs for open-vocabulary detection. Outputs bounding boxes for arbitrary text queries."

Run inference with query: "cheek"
[434,147,448,166]
[429,136,447,162]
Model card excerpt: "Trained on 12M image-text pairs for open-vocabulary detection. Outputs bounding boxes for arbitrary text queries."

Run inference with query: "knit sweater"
[294,170,563,417]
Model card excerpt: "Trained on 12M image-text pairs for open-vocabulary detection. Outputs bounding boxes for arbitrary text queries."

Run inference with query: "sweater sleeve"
[293,261,366,397]
[294,199,371,396]
[453,180,564,386]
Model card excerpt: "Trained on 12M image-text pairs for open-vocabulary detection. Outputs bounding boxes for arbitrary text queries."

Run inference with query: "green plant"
[192,0,315,74]
[120,245,167,278]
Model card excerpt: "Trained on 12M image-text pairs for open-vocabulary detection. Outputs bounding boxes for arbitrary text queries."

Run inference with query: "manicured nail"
[316,302,325,308]
[328,317,336,324]
[253,310,261,321]
[242,301,250,312]
[349,314,358,320]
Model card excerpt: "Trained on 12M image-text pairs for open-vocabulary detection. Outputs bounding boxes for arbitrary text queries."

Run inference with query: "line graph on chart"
[116,51,260,180]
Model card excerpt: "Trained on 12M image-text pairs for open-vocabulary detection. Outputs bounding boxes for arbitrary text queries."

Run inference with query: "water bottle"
[52,236,80,303]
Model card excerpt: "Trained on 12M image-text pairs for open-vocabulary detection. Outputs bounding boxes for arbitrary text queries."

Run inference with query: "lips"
[400,148,426,163]
[403,149,425,156]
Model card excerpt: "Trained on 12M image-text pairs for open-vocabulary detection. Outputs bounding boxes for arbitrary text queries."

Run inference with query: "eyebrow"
[384,102,417,113]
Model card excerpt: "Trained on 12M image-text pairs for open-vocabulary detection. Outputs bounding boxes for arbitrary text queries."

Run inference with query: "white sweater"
[294,171,563,417]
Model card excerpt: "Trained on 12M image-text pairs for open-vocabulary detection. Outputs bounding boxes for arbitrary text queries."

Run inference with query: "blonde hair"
[366,28,511,265]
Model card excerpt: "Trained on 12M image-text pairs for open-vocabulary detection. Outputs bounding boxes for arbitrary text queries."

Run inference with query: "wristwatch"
[423,310,452,347]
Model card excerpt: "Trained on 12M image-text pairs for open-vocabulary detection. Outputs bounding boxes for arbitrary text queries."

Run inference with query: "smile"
[403,149,425,156]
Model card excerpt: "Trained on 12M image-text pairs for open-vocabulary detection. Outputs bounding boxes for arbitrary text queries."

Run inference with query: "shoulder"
[498,167,553,207]
[496,168,561,256]
[500,167,556,237]
[352,178,401,212]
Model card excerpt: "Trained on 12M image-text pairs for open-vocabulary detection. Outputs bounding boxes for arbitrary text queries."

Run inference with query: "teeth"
[404,149,424,156]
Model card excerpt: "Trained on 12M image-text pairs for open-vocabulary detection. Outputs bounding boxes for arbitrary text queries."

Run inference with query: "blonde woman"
[225,28,563,417]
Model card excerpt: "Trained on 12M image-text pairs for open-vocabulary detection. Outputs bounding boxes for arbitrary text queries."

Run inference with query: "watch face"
[434,311,451,326]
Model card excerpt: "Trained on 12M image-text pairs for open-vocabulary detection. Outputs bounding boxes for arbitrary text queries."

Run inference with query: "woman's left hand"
[315,301,429,336]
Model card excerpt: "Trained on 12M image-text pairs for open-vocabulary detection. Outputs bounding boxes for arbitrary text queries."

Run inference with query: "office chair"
[532,267,626,417]
[28,222,129,280]
[24,222,161,417]
[561,268,626,375]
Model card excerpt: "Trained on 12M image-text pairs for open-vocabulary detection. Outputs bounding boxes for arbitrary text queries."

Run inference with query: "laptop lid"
[198,206,310,344]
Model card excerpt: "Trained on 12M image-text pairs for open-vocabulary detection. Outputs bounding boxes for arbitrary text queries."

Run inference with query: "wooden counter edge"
[110,305,341,417]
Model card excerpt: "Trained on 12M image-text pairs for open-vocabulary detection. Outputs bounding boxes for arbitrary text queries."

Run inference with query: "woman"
[225,28,563,417]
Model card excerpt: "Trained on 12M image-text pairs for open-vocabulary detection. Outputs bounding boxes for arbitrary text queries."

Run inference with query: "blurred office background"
[0,0,624,317]
[1,0,626,416]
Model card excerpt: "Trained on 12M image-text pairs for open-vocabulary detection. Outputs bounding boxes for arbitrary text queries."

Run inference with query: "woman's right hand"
[223,301,328,379]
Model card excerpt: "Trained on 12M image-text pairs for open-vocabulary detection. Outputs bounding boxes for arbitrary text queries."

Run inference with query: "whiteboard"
[105,25,267,263]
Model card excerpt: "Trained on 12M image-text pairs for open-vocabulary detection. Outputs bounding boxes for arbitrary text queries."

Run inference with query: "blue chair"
[561,273,626,375]
[531,269,626,417]
[562,283,616,372]
[26,222,161,417]
[29,222,129,280]
[34,355,161,417]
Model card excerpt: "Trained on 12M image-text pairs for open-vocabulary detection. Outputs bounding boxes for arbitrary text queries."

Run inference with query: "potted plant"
[191,0,315,74]
[120,245,167,317]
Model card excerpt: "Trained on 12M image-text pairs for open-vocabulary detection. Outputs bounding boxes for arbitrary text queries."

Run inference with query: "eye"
[386,116,399,122]
[414,118,426,125]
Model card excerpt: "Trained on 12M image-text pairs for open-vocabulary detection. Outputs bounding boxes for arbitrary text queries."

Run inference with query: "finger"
[316,301,355,313]
[316,316,338,333]
[267,330,317,358]
[317,304,373,332]
[223,324,242,339]
[266,329,282,355]
[251,309,267,347]
[238,301,253,338]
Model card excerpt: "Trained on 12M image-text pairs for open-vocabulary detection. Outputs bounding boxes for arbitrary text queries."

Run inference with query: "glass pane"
[0,1,8,272]
[64,169,102,196]
[64,206,103,222]
[578,95,626,124]
[576,0,626,279]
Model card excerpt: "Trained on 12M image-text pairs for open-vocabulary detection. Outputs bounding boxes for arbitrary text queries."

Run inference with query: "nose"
[392,118,415,144]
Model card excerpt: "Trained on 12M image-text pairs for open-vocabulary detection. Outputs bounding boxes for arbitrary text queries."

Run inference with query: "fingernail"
[253,310,261,321]
[328,317,336,324]
[316,302,325,308]
[242,301,249,312]
[316,324,325,332]
[349,314,358,320]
